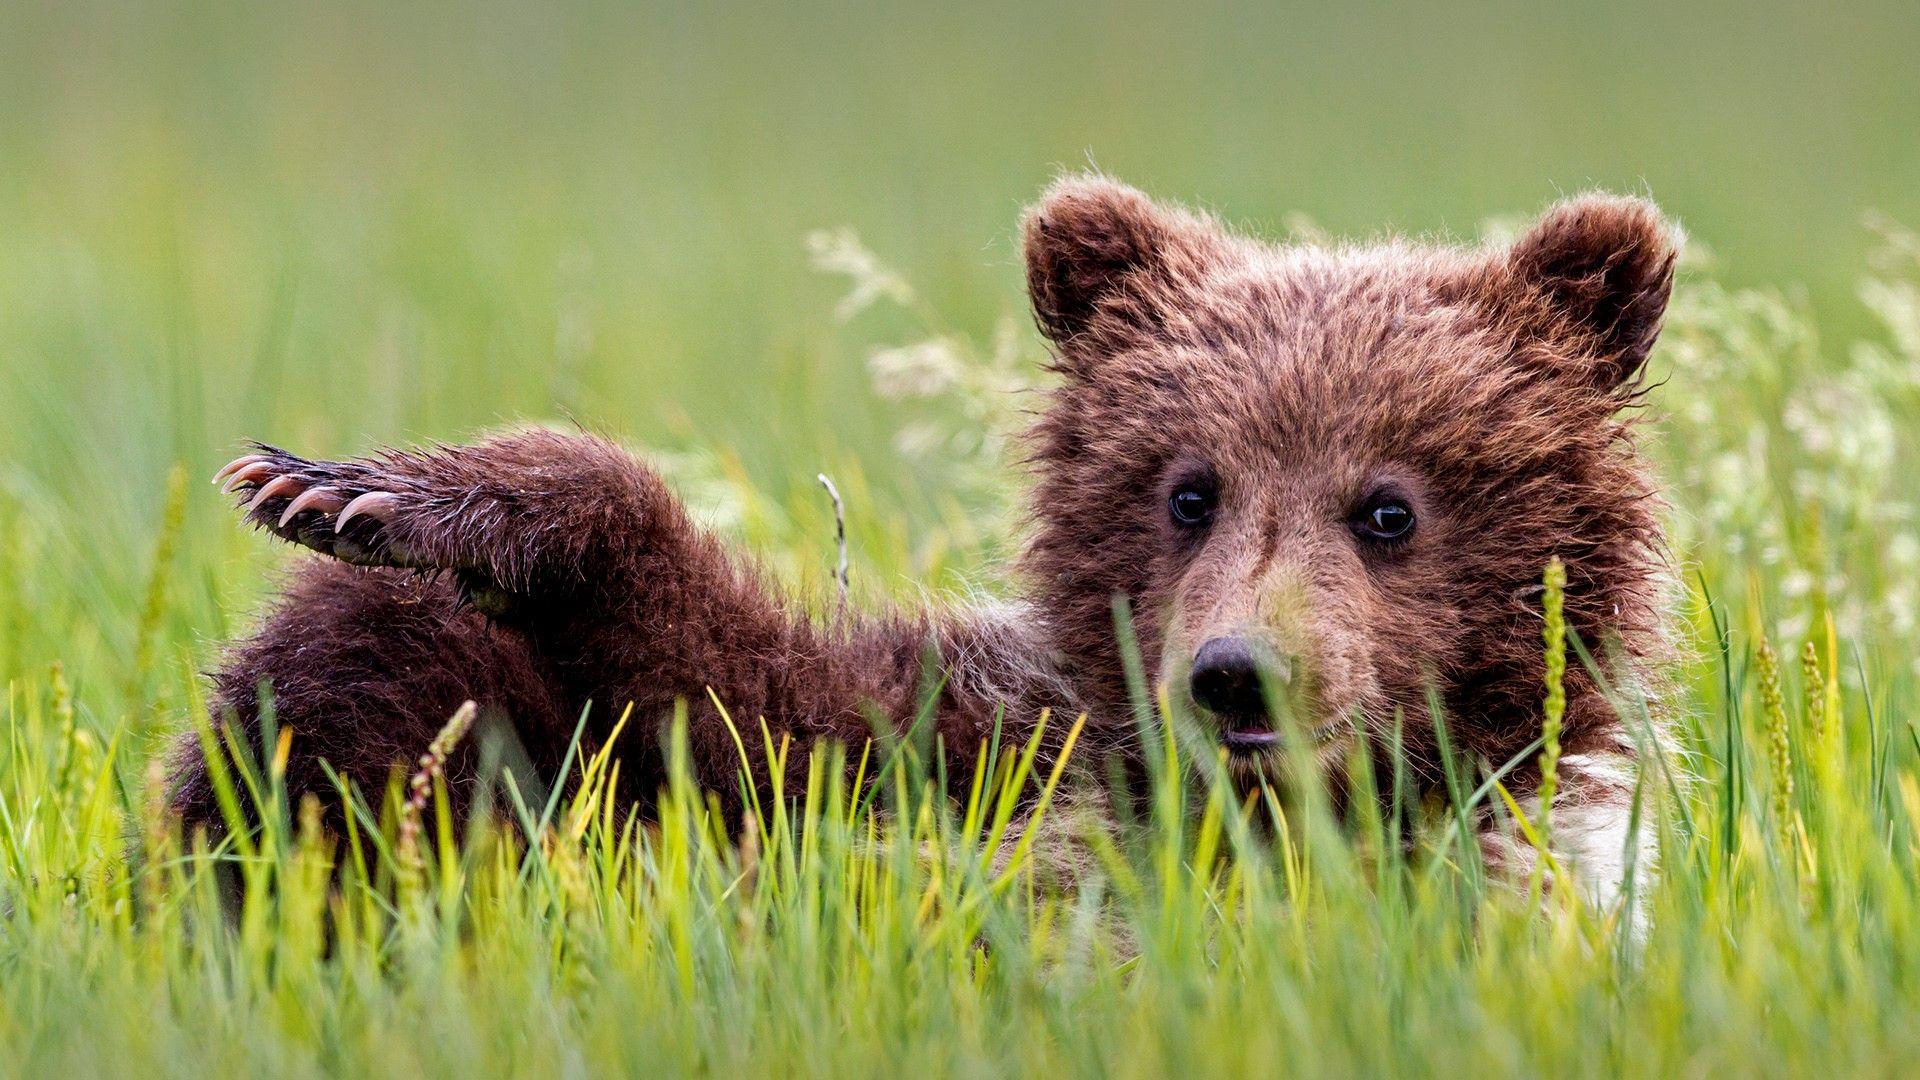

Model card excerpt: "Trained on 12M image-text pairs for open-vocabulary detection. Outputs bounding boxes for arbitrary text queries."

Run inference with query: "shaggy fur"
[170,176,1678,901]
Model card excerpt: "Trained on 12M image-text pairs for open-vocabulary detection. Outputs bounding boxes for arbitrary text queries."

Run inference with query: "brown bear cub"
[171,176,1677,899]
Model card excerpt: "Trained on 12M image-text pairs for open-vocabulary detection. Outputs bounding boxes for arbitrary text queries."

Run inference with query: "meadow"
[4,2,1920,1075]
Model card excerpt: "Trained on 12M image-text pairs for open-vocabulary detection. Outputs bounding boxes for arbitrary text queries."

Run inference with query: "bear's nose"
[1188,636,1288,723]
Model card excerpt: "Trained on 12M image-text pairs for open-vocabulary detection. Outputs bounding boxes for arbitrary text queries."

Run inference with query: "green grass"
[5,2,1920,1074]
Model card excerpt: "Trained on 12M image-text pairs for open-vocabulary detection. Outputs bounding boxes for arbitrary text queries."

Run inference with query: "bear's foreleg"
[213,431,1057,808]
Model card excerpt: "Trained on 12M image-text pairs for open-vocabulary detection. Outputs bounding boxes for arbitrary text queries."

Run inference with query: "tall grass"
[1,577,1918,1075]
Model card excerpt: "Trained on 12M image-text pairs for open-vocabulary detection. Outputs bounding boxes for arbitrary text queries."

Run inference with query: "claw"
[220,461,278,493]
[336,491,399,533]
[212,454,272,485]
[278,486,346,529]
[244,474,303,513]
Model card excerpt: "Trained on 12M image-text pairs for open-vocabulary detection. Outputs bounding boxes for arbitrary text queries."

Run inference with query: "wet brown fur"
[170,177,1678,881]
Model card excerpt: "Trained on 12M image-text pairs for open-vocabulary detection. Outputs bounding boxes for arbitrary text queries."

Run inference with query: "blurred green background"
[0,0,1916,706]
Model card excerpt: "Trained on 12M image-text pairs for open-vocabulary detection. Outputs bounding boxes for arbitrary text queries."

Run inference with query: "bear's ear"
[1505,194,1678,389]
[1023,175,1223,348]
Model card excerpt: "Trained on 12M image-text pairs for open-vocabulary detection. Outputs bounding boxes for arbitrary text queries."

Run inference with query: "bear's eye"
[1353,493,1416,543]
[1169,485,1217,527]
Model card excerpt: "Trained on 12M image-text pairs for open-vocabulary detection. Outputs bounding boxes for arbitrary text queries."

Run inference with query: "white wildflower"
[868,339,966,400]
[806,228,915,322]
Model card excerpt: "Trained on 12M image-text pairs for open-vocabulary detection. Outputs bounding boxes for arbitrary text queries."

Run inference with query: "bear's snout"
[1188,635,1296,752]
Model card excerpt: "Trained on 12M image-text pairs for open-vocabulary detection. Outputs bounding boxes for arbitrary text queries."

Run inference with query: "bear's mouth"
[1212,715,1347,756]
[1220,725,1281,754]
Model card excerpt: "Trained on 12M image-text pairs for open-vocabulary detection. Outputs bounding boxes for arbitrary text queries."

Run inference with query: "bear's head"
[1019,175,1676,779]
